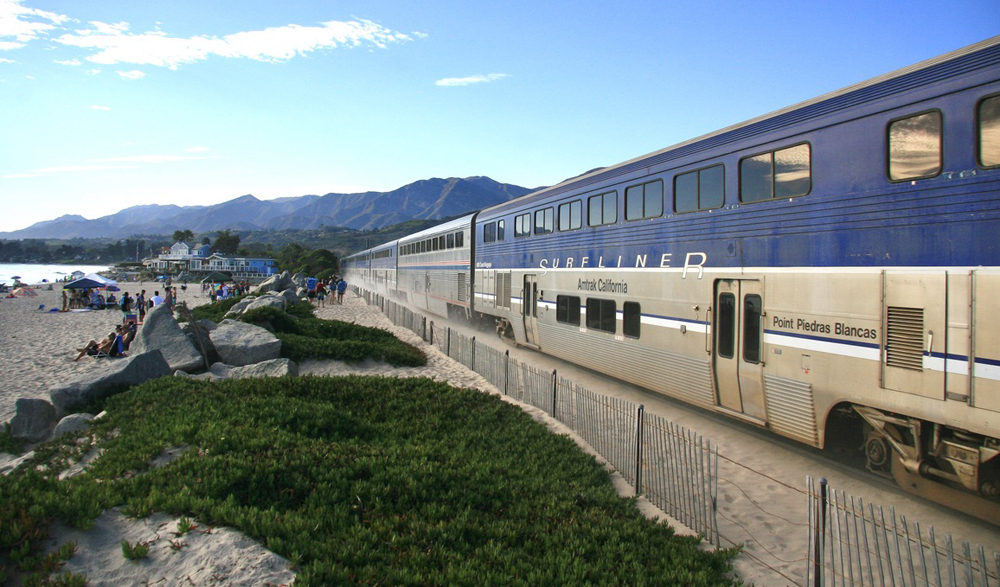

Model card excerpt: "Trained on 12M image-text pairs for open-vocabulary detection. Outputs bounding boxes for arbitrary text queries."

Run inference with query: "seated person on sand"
[74,328,122,361]
[122,321,138,350]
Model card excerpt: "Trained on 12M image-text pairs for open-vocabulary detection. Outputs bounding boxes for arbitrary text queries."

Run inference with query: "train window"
[456,231,464,248]
[535,207,554,235]
[586,298,616,334]
[625,179,663,220]
[497,220,505,241]
[743,294,762,364]
[588,191,617,226]
[888,111,942,181]
[978,95,1000,168]
[674,164,725,212]
[556,295,581,326]
[559,200,582,231]
[515,213,531,237]
[484,222,497,243]
[623,302,640,338]
[447,233,455,249]
[740,143,811,202]
[439,236,446,250]
[717,293,736,359]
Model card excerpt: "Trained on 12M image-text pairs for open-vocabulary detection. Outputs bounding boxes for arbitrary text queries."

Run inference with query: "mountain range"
[1,176,534,240]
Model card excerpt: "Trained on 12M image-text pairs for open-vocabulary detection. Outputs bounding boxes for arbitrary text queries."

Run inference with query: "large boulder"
[50,350,173,415]
[209,320,282,367]
[53,413,95,439]
[130,303,205,372]
[181,319,220,365]
[215,359,298,380]
[280,288,299,306]
[254,271,292,294]
[243,294,286,314]
[9,398,57,443]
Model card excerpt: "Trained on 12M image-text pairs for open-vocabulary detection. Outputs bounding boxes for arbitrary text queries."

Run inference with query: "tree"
[172,229,195,244]
[213,230,241,255]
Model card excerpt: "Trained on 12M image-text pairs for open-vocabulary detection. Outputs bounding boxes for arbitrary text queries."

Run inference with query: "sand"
[1,285,996,586]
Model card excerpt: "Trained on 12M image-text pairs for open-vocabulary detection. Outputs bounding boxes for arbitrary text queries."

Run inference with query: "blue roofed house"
[143,242,278,280]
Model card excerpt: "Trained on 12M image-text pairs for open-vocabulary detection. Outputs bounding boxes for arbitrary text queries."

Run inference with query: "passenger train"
[342,37,1000,522]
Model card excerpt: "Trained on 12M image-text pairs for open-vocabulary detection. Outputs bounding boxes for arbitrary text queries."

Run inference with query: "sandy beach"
[2,285,996,586]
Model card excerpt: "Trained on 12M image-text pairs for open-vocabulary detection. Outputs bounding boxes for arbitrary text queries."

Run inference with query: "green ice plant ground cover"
[1,375,741,586]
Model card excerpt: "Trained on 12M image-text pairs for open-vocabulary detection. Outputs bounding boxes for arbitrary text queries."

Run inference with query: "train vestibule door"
[713,279,767,422]
[523,274,539,346]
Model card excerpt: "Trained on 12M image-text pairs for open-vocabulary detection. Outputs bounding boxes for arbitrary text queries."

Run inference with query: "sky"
[1,0,997,234]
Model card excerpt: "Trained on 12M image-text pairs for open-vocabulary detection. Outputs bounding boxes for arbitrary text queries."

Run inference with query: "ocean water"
[0,263,111,285]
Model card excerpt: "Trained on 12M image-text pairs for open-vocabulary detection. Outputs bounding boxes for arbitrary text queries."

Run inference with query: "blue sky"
[1,0,997,234]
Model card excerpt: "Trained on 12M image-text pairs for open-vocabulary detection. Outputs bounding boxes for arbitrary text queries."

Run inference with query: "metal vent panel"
[886,306,924,371]
[764,375,818,445]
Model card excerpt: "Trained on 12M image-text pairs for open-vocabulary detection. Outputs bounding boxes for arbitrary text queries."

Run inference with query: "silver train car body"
[344,38,1000,520]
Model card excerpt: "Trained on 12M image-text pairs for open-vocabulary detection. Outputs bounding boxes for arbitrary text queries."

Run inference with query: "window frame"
[886,109,943,182]
[625,179,664,221]
[588,191,618,227]
[976,94,1000,170]
[623,301,641,339]
[534,207,554,235]
[556,295,581,326]
[673,163,726,213]
[585,297,616,334]
[739,142,812,203]
[514,213,531,238]
[558,200,582,231]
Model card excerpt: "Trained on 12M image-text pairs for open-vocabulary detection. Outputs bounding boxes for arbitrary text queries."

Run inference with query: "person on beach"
[74,329,119,361]
[316,281,326,307]
[119,291,131,323]
[136,290,146,323]
[61,290,68,312]
[336,278,347,304]
[151,291,164,306]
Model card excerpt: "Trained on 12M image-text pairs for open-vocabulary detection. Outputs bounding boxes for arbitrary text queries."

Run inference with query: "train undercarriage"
[854,406,1000,524]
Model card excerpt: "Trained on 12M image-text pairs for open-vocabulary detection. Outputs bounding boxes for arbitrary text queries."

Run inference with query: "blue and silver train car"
[395,214,474,319]
[470,38,1000,518]
[366,241,398,299]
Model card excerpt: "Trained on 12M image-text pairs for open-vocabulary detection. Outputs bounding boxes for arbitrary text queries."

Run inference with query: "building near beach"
[142,242,278,280]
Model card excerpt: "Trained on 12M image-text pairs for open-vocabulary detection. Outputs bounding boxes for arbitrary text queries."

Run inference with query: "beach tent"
[12,286,37,297]
[84,273,117,287]
[63,277,106,290]
[201,272,233,283]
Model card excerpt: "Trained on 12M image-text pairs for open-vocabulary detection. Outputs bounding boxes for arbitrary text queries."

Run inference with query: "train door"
[523,274,539,346]
[882,272,945,400]
[713,279,767,422]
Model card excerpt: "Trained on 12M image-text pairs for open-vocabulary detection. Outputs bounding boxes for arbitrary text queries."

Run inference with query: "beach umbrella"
[63,277,106,290]
[201,272,233,283]
[11,275,21,280]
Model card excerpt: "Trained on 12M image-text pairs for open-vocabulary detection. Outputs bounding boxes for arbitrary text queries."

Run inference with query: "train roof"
[476,35,1000,220]
[397,213,475,245]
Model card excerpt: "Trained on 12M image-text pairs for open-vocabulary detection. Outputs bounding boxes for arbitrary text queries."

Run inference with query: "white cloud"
[84,68,100,75]
[0,56,13,63]
[32,164,133,173]
[53,18,411,70]
[95,155,207,163]
[0,0,71,48]
[55,58,80,66]
[90,105,110,110]
[435,73,510,87]
[115,69,144,79]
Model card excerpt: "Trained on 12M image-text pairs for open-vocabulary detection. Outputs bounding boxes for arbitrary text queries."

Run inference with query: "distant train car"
[366,241,398,299]
[348,38,1000,520]
[395,215,474,319]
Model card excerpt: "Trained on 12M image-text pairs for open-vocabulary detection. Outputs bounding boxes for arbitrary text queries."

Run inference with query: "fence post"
[813,477,828,587]
[447,327,452,357]
[504,350,509,396]
[471,336,477,371]
[429,321,434,346]
[422,316,427,341]
[550,369,558,418]
[636,404,644,497]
